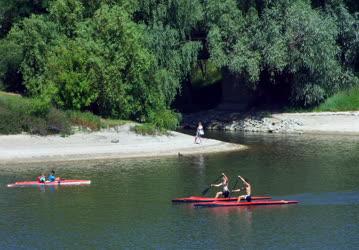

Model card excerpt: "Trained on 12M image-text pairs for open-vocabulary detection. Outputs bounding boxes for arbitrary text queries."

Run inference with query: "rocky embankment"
[182,111,303,133]
[182,110,359,134]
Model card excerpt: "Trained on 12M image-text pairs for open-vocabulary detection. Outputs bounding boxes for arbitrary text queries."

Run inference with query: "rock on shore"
[182,110,359,134]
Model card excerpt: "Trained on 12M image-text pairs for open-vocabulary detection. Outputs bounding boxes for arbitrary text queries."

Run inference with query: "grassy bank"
[0,92,126,135]
[314,86,359,112]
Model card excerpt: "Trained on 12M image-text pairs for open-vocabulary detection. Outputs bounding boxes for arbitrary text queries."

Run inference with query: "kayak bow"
[172,196,272,203]
[7,179,91,187]
[194,200,299,207]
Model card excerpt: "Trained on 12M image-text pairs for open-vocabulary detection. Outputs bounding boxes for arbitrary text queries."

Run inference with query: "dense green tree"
[0,38,23,91]
[262,1,344,106]
[0,0,49,38]
[206,0,357,106]
[0,0,358,121]
[325,3,359,73]
[5,15,59,96]
[49,0,84,37]
[136,0,203,109]
[206,0,262,84]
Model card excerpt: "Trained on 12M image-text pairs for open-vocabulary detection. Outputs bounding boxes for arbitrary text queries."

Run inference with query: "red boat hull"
[194,200,299,207]
[172,196,272,203]
[7,180,91,187]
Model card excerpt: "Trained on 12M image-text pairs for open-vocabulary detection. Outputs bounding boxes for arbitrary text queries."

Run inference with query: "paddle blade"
[201,186,211,195]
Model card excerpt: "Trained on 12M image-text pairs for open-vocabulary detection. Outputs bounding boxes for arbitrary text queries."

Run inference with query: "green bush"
[131,123,166,136]
[315,85,359,111]
[148,109,181,131]
[47,108,72,134]
[100,118,128,129]
[0,92,135,135]
[0,108,23,134]
[66,110,102,131]
[0,92,71,135]
[24,116,48,135]
[0,93,50,117]
[27,98,51,118]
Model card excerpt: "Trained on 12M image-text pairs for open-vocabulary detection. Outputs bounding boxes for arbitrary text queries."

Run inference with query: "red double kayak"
[172,196,272,203]
[194,200,299,207]
[7,180,91,187]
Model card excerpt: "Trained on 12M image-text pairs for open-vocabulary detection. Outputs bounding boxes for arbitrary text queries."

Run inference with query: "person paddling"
[211,173,230,198]
[37,173,46,183]
[48,170,56,182]
[233,175,252,202]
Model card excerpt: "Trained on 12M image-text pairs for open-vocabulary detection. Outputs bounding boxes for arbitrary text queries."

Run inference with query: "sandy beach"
[0,124,246,164]
[272,111,359,134]
[1,111,358,164]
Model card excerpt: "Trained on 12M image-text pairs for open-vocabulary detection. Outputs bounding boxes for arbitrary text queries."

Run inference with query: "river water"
[0,132,358,249]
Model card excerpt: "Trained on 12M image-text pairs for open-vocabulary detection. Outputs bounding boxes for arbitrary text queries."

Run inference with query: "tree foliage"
[206,0,358,106]
[0,0,358,122]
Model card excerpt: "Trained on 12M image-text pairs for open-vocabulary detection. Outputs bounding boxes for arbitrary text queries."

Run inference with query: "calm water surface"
[0,132,358,249]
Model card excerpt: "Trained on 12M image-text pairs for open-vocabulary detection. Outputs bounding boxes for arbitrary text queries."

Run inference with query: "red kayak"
[7,179,91,187]
[172,196,272,203]
[194,200,299,207]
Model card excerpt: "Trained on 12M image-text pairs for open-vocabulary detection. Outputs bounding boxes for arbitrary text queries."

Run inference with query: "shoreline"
[2,111,358,164]
[182,110,359,134]
[0,124,246,164]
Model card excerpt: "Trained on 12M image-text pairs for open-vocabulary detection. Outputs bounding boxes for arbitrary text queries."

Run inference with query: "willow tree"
[205,0,356,107]
[136,0,203,106]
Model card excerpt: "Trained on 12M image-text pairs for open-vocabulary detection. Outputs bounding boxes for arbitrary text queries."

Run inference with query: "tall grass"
[315,86,359,112]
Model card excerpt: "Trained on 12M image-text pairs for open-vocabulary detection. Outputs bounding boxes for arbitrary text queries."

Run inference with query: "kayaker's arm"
[238,175,249,186]
[211,182,223,187]
[232,188,241,193]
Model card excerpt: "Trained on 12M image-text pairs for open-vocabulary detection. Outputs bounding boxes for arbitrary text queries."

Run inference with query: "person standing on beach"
[194,122,204,144]
[211,173,230,198]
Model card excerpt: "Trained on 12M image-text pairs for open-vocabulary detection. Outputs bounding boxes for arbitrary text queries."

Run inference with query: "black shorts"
[245,195,252,202]
[223,190,230,198]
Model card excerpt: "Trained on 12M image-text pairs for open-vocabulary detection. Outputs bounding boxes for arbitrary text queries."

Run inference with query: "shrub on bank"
[0,108,23,134]
[47,108,72,135]
[130,109,181,135]
[66,111,102,131]
[148,109,181,131]
[131,123,167,136]
[315,86,359,111]
[0,91,178,135]
[100,118,128,129]
[131,110,181,135]
[0,93,72,135]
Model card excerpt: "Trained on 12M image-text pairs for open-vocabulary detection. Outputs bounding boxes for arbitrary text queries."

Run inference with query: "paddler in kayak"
[211,173,230,198]
[37,173,46,183]
[48,170,56,182]
[232,175,252,202]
